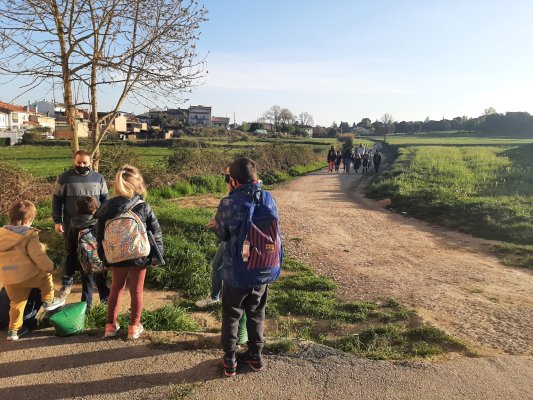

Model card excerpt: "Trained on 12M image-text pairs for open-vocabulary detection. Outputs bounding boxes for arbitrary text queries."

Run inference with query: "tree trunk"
[90,60,100,171]
[53,3,78,154]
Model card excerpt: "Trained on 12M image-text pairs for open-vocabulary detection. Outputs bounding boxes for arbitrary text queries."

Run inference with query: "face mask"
[75,166,91,175]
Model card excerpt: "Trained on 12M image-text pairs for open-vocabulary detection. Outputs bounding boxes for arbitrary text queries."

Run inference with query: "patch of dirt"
[64,284,179,314]
[271,169,533,356]
[172,195,221,209]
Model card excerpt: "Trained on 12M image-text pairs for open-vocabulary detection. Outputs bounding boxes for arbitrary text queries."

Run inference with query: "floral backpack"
[102,200,150,264]
[77,227,106,274]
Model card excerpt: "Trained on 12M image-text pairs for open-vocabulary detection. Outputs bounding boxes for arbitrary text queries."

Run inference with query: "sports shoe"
[58,284,72,300]
[221,354,237,377]
[7,326,30,341]
[127,324,144,340]
[236,351,264,372]
[195,297,220,308]
[43,297,65,311]
[104,323,120,338]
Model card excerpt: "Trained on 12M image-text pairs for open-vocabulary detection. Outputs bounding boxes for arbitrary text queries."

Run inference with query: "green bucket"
[237,312,248,345]
[49,302,87,336]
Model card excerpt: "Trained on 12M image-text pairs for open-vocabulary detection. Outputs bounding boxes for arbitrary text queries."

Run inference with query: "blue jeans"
[344,158,351,172]
[210,242,225,300]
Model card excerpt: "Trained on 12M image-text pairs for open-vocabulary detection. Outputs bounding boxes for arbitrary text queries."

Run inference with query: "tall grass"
[368,143,533,245]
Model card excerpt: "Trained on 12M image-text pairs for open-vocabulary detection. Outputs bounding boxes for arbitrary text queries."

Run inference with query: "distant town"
[0,100,246,145]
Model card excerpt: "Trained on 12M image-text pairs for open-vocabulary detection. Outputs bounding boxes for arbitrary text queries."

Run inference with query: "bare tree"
[298,111,314,126]
[279,108,295,125]
[262,105,281,131]
[380,113,395,142]
[0,0,207,166]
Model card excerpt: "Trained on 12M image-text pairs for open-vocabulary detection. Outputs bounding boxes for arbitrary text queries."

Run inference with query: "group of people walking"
[0,150,282,378]
[327,143,382,175]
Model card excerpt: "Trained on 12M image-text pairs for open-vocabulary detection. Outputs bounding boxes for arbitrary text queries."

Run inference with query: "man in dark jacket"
[53,150,108,299]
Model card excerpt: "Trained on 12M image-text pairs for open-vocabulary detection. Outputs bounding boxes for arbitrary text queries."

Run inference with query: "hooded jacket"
[0,226,54,285]
[94,194,163,268]
[64,214,98,270]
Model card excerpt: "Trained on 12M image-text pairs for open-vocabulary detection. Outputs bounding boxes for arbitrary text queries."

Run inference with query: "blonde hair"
[113,164,147,199]
[8,200,37,225]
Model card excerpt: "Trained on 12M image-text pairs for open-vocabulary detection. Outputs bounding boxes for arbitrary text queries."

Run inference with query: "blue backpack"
[230,189,283,288]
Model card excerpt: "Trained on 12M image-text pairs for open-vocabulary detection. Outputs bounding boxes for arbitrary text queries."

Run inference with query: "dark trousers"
[210,242,225,300]
[63,242,109,308]
[221,283,268,356]
[81,272,110,308]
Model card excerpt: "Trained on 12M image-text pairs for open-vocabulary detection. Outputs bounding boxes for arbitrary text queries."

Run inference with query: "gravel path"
[271,169,533,356]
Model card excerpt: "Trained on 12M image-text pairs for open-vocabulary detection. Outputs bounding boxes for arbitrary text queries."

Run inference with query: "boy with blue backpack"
[212,157,283,377]
[65,196,109,310]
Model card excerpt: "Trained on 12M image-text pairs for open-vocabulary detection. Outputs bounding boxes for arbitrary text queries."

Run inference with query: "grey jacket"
[52,169,108,231]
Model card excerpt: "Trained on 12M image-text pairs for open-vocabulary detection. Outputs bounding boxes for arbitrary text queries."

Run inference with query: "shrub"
[98,145,147,182]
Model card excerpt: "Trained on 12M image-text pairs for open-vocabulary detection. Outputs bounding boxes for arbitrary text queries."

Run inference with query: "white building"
[188,105,212,127]
[0,101,29,130]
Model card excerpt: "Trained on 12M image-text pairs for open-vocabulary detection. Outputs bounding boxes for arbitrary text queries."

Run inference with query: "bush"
[0,161,39,216]
[97,145,147,182]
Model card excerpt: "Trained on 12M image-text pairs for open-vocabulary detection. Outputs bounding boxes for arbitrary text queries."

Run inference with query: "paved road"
[0,334,531,400]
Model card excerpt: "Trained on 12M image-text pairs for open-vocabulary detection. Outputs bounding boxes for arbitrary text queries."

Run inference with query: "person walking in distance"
[342,145,353,174]
[53,150,109,300]
[327,146,336,173]
[373,150,382,173]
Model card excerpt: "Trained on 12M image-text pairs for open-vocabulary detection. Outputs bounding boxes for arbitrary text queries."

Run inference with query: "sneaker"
[43,297,65,311]
[221,355,237,377]
[195,297,220,308]
[236,351,264,372]
[7,326,30,341]
[127,324,144,340]
[58,284,72,300]
[104,323,120,338]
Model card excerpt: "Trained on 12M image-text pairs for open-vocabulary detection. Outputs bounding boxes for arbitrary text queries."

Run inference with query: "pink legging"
[106,266,147,326]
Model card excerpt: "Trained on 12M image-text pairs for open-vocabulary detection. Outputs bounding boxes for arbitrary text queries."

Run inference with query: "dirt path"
[271,169,533,356]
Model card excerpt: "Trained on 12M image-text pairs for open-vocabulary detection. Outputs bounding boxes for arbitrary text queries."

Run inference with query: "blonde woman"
[95,165,163,339]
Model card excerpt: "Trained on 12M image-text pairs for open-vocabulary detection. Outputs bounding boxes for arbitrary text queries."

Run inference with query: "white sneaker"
[195,297,220,308]
[127,324,144,340]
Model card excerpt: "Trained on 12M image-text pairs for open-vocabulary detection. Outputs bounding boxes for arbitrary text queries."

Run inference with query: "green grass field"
[0,145,170,177]
[369,132,533,267]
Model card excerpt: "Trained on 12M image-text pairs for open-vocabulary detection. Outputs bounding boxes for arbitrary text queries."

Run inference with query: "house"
[211,116,230,129]
[188,105,212,127]
[27,114,56,133]
[297,125,314,137]
[55,120,90,139]
[148,108,188,127]
[0,101,29,130]
[31,100,90,139]
[93,112,128,138]
[126,116,148,133]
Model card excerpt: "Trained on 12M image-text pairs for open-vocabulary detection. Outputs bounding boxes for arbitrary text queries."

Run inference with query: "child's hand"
[206,218,217,229]
[55,223,64,234]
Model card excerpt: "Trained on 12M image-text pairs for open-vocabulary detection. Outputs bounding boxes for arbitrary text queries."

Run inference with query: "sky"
[1,0,533,126]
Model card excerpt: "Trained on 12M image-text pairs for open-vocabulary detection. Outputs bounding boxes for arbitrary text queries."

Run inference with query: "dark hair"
[76,195,99,215]
[8,200,36,225]
[73,149,91,159]
[229,157,257,184]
